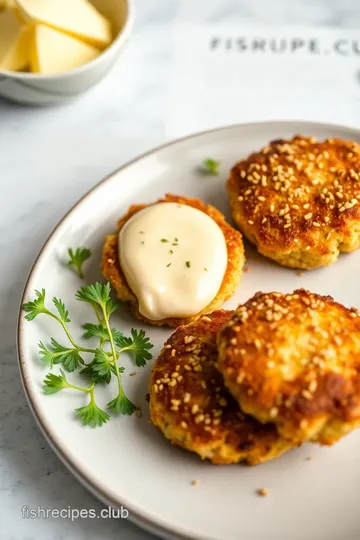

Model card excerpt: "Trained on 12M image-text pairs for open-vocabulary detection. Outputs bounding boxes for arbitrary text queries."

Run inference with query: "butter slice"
[0,9,29,70]
[16,0,112,49]
[30,24,100,74]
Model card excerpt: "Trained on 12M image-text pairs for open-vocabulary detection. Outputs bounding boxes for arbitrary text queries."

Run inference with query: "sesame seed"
[304,213,312,220]
[248,220,254,225]
[171,349,176,357]
[191,404,199,414]
[302,389,312,400]
[270,407,278,418]
[191,480,199,486]
[257,488,269,497]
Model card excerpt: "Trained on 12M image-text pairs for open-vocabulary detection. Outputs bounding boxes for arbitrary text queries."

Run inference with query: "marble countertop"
[2,1,360,539]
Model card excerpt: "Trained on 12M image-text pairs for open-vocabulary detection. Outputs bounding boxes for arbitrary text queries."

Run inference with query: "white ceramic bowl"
[0,0,133,105]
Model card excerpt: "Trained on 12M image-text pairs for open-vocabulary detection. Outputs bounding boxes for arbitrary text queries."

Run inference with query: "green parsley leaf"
[67,247,92,279]
[38,341,63,368]
[23,289,47,321]
[105,298,120,318]
[203,158,220,176]
[52,297,70,323]
[76,400,110,427]
[114,329,153,367]
[186,261,191,268]
[47,338,84,372]
[93,348,113,383]
[77,283,119,320]
[76,282,110,307]
[82,322,109,341]
[107,391,136,415]
[80,361,124,385]
[43,369,69,395]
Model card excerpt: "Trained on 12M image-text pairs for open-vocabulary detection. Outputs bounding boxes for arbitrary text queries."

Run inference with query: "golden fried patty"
[102,194,245,327]
[227,136,360,269]
[217,289,360,445]
[149,310,295,465]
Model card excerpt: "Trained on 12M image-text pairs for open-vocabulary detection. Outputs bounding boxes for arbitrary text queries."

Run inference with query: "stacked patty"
[150,290,360,464]
[150,310,296,465]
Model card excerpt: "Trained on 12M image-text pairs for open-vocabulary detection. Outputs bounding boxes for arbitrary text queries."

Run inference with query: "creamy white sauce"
[118,202,228,320]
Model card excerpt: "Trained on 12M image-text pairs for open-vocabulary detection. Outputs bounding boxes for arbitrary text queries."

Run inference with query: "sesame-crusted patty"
[101,193,245,327]
[217,289,360,445]
[149,310,296,465]
[227,136,360,269]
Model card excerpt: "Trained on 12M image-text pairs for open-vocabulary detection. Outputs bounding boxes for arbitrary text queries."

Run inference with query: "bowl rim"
[0,0,134,80]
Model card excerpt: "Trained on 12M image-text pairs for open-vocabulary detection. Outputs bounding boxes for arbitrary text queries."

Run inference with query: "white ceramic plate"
[18,121,360,540]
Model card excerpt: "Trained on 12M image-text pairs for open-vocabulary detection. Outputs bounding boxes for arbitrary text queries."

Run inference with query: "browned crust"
[149,310,296,465]
[227,136,360,269]
[217,288,360,444]
[101,193,245,327]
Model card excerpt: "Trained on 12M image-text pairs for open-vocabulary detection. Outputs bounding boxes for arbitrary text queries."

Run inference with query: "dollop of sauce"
[118,202,228,320]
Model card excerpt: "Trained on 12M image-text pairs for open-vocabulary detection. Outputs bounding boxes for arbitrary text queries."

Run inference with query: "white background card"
[166,24,360,137]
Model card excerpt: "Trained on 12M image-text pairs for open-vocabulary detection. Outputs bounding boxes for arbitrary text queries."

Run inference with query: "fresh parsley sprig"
[43,370,110,427]
[67,247,92,279]
[202,158,220,176]
[114,329,153,367]
[23,282,153,427]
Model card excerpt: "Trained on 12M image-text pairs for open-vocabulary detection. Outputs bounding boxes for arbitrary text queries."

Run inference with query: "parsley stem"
[44,309,100,354]
[89,386,96,402]
[66,381,94,393]
[93,305,104,326]
[101,304,123,396]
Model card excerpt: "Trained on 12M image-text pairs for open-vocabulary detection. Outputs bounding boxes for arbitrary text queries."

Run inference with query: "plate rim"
[16,119,360,540]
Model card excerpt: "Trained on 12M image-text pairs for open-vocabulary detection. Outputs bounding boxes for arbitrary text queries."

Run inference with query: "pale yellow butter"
[0,9,29,71]
[16,0,112,49]
[30,24,100,74]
